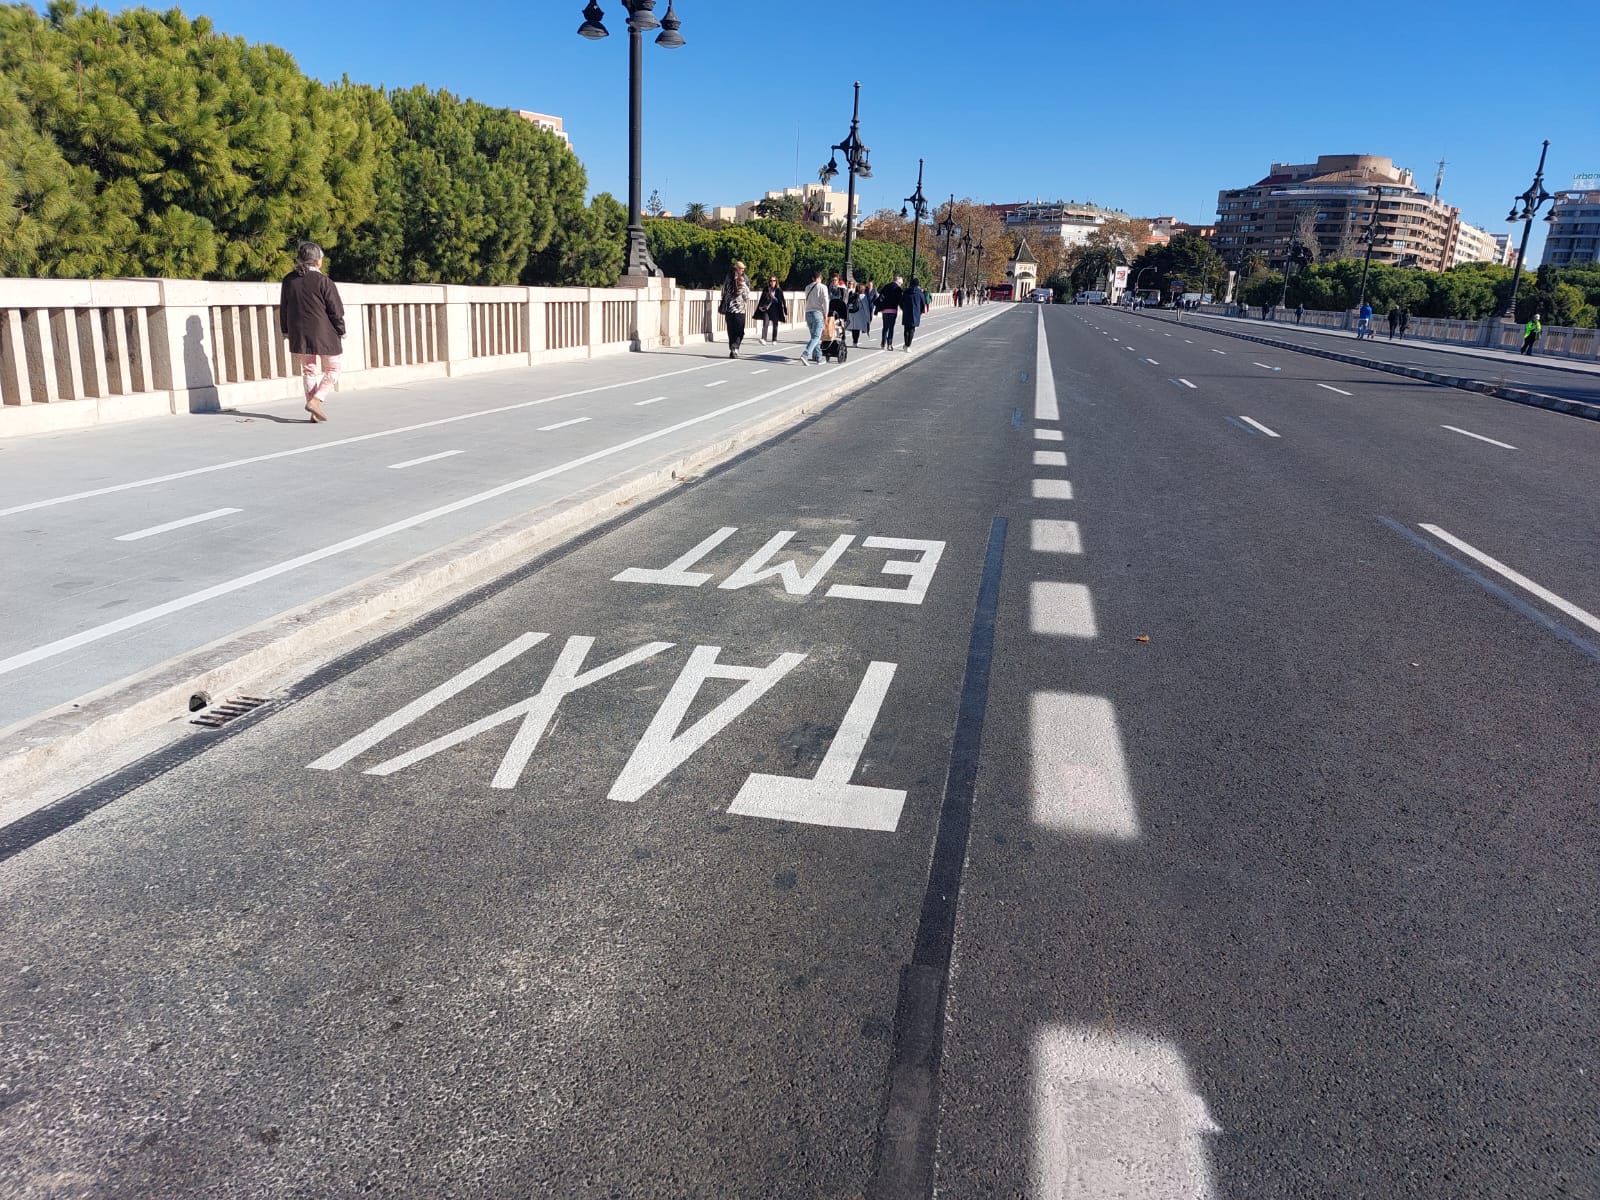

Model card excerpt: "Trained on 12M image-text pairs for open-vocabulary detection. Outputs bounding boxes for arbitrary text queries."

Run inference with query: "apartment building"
[1540,180,1600,267]
[1214,154,1461,271]
[1453,222,1501,266]
[514,111,571,147]
[986,201,1140,249]
[734,184,859,224]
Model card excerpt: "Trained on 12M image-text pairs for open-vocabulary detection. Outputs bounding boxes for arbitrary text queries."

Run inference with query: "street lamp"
[900,158,929,287]
[818,81,871,283]
[577,1,685,284]
[973,238,985,302]
[936,195,957,292]
[1134,265,1156,303]
[1355,189,1384,312]
[1502,138,1555,320]
[959,231,972,298]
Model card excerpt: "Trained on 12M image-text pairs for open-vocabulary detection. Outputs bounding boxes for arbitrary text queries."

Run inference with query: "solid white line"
[1441,425,1516,450]
[538,417,591,431]
[705,379,729,388]
[1176,378,1197,389]
[387,450,463,470]
[1238,416,1280,438]
[114,507,241,542]
[1035,308,1060,421]
[0,361,727,518]
[1419,524,1600,635]
[634,396,667,406]
[1144,358,1159,365]
[0,308,1006,679]
[1316,383,1353,396]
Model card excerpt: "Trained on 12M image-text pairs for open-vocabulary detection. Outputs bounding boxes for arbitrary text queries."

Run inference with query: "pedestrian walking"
[878,276,904,349]
[1521,312,1542,356]
[1387,306,1400,339]
[1398,310,1409,340]
[719,260,753,358]
[847,282,873,346]
[279,241,345,423]
[799,269,829,365]
[864,280,879,324]
[900,277,925,350]
[1295,303,1304,324]
[755,275,787,344]
[1357,301,1373,340]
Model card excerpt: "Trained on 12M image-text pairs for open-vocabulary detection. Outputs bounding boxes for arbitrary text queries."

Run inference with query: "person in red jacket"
[279,241,345,422]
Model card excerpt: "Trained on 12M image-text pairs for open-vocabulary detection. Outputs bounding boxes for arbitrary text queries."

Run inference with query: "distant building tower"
[1006,240,1038,300]
[514,111,572,149]
[1541,178,1600,267]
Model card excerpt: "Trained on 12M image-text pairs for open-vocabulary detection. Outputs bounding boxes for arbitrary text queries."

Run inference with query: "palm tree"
[683,202,706,225]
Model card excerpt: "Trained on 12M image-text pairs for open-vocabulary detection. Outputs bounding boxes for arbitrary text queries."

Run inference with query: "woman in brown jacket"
[279,241,346,422]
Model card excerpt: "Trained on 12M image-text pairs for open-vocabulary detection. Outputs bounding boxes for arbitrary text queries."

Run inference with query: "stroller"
[820,311,849,363]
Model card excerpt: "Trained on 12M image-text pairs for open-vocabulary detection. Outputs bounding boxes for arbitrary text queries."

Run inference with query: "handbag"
[717,294,731,316]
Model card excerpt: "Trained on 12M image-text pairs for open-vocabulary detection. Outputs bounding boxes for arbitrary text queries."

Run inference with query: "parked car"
[1030,288,1053,304]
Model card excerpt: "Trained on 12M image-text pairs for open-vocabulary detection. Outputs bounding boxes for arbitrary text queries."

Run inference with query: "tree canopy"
[645,215,933,290]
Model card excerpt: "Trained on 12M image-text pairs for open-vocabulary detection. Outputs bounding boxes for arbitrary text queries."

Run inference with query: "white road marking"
[720,532,856,595]
[1029,692,1138,838]
[1418,525,1600,635]
[634,396,667,406]
[825,538,945,605]
[1441,425,1516,450]
[1185,339,1193,343]
[609,646,807,803]
[1035,309,1060,421]
[1030,519,1082,555]
[538,417,591,431]
[387,450,463,470]
[1316,383,1353,396]
[1238,416,1280,438]
[0,371,871,679]
[1032,1024,1220,1197]
[1030,581,1097,638]
[1251,362,1275,370]
[113,507,241,542]
[1032,479,1074,501]
[1210,349,1226,355]
[705,379,729,389]
[1176,378,1197,389]
[728,661,905,831]
[1033,450,1068,467]
[0,361,727,519]
[750,368,769,375]
[1124,346,1136,351]
[614,527,740,588]
[1035,429,1064,441]
[1145,358,1160,365]
[1164,333,1172,337]
[309,633,549,771]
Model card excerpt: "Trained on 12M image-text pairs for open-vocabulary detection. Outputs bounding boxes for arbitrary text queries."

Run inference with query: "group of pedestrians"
[728,267,929,365]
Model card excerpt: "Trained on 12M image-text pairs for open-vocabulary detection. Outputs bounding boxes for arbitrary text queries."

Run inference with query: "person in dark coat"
[899,278,926,350]
[279,241,345,422]
[755,276,788,344]
[877,276,904,350]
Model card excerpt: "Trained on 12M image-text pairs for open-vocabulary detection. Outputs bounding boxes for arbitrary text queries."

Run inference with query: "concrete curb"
[0,306,1009,818]
[1162,316,1600,423]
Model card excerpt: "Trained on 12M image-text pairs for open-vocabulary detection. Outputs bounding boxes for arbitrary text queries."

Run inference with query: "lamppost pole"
[1355,188,1383,311]
[578,1,684,283]
[974,239,985,301]
[936,194,957,292]
[1134,265,1156,302]
[960,231,972,297]
[821,82,871,283]
[902,158,928,286]
[1502,138,1553,320]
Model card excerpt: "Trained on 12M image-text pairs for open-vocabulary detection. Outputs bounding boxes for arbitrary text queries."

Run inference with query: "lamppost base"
[619,226,664,285]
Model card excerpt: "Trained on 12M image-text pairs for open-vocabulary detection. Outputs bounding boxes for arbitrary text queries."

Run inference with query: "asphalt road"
[1174,308,1600,406]
[1,305,1596,1198]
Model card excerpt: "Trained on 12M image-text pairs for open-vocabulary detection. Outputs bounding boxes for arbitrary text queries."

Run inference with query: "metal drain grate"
[190,695,271,729]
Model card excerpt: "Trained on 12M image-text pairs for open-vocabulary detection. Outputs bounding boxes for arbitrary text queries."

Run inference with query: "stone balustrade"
[0,277,953,438]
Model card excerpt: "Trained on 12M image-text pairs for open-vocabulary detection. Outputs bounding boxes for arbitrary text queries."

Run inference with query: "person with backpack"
[719,260,753,358]
[1521,312,1542,355]
[279,241,345,423]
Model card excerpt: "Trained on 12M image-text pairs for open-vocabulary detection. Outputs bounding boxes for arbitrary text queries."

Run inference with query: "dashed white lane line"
[1210,349,1226,355]
[750,368,770,375]
[1032,479,1074,500]
[538,417,592,431]
[1442,424,1516,450]
[1030,518,1082,554]
[1185,339,1194,343]
[1030,581,1097,638]
[1420,524,1600,635]
[1317,383,1353,396]
[1175,378,1197,389]
[1034,450,1068,467]
[114,507,241,542]
[634,396,667,406]
[387,450,463,470]
[1238,416,1281,438]
[705,379,729,388]
[1035,429,1064,441]
[1251,362,1278,371]
[1145,358,1160,365]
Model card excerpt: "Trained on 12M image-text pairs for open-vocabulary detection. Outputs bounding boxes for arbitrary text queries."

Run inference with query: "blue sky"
[81,1,1600,261]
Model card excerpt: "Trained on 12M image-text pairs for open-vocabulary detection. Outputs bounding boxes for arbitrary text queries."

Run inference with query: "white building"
[1452,221,1500,266]
[1492,233,1515,266]
[734,184,860,225]
[514,111,571,147]
[992,201,1128,249]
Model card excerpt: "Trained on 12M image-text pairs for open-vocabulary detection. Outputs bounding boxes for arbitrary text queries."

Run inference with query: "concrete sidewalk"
[1,301,1009,812]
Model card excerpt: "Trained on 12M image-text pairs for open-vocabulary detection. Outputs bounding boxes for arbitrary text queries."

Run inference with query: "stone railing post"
[151,279,218,413]
[585,289,603,358]
[441,286,472,375]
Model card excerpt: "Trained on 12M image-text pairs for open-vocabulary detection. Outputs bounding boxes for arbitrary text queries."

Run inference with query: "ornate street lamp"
[900,159,929,287]
[959,231,972,297]
[818,81,872,283]
[1502,139,1555,320]
[1355,188,1385,312]
[577,1,685,283]
[936,195,958,292]
[973,237,985,301]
